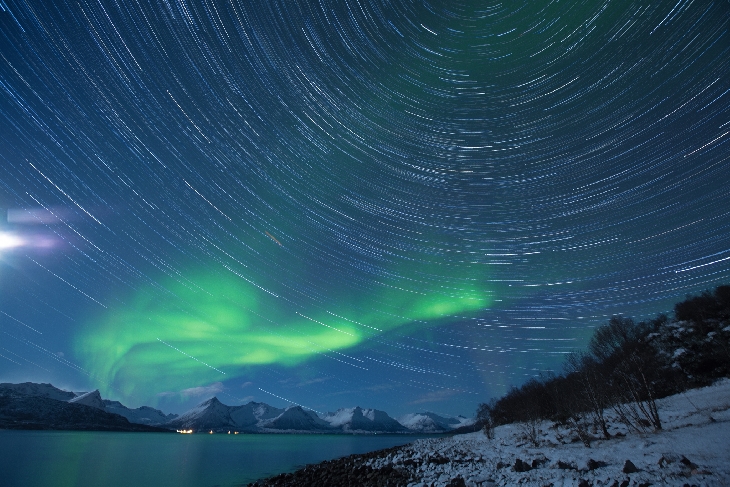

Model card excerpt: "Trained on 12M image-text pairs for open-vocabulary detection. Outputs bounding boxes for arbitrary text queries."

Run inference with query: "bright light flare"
[0,231,57,251]
[0,232,24,250]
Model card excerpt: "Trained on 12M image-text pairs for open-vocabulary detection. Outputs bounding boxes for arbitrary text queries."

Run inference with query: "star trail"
[1,0,729,416]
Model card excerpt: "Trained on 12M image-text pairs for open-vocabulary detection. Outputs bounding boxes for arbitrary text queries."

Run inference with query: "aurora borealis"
[1,0,729,416]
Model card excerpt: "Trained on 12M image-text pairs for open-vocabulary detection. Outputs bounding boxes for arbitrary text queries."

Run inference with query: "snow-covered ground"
[366,379,730,486]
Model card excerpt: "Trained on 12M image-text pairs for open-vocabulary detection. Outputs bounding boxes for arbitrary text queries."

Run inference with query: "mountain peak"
[397,412,473,433]
[262,405,330,431]
[323,406,407,432]
[68,390,104,409]
[166,396,235,431]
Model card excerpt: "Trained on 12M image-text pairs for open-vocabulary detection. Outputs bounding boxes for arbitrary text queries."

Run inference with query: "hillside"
[476,285,730,436]
[0,392,169,432]
[0,383,173,431]
[366,379,730,486]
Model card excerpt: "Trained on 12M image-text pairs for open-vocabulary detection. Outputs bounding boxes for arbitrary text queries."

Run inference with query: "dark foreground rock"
[0,393,171,432]
[248,445,413,487]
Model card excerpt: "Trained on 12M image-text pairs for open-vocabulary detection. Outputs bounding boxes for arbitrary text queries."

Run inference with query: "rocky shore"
[247,445,416,487]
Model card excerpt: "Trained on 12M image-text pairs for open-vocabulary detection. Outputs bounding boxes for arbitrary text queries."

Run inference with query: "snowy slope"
[102,400,177,425]
[165,397,312,432]
[227,403,258,428]
[398,412,464,432]
[166,397,236,430]
[366,379,730,486]
[229,401,285,428]
[252,402,285,421]
[261,405,332,431]
[323,406,408,432]
[68,390,105,409]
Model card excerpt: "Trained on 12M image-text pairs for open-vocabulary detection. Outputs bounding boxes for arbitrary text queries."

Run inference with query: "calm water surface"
[0,430,432,487]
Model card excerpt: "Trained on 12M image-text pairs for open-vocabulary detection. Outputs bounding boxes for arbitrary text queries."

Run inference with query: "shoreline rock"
[247,445,413,487]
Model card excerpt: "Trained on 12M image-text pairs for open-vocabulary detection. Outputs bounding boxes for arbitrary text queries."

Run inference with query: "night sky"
[1,0,729,417]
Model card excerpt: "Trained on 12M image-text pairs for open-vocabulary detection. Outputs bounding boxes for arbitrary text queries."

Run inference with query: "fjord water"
[0,430,430,487]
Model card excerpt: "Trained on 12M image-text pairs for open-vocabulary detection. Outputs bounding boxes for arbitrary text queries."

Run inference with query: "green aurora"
[76,267,490,400]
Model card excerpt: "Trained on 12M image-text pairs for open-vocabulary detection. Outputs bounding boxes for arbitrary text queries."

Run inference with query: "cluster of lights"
[175,429,240,434]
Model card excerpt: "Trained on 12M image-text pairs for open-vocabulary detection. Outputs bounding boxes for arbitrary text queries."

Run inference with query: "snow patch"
[68,390,104,409]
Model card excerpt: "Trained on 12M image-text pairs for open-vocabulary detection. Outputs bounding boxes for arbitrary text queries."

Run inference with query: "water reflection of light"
[0,232,24,250]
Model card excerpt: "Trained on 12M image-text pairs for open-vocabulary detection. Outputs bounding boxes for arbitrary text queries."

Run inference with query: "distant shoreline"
[0,427,430,436]
[0,423,173,433]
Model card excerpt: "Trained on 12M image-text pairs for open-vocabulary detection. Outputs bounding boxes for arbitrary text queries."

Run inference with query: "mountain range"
[0,383,171,432]
[0,382,473,433]
[167,398,474,433]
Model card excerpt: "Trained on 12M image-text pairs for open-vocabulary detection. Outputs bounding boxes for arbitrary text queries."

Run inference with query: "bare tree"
[476,400,496,439]
[586,316,662,432]
[513,378,549,447]
[609,350,662,431]
[565,352,611,439]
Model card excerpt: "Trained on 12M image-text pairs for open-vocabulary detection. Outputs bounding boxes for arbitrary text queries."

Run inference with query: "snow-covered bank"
[363,379,730,486]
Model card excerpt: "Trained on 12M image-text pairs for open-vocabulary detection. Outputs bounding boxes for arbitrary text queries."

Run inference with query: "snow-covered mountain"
[250,402,284,421]
[68,390,178,425]
[261,405,331,431]
[398,412,458,432]
[323,406,408,432]
[0,382,76,401]
[69,390,105,409]
[165,397,296,432]
[397,412,474,433]
[167,395,477,433]
[1,381,474,434]
[166,397,236,431]
[0,382,177,427]
[232,401,286,428]
[103,400,177,425]
[166,397,330,432]
[0,383,170,432]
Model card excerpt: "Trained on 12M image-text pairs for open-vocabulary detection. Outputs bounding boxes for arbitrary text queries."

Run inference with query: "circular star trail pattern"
[0,0,729,415]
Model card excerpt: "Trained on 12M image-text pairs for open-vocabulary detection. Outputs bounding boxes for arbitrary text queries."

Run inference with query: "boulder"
[622,459,639,474]
[513,458,531,472]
